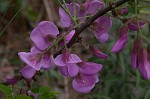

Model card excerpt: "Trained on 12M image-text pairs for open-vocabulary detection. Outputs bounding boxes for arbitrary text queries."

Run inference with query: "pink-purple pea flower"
[111,25,128,53]
[78,62,103,75]
[72,74,99,93]
[89,46,108,59]
[59,3,80,28]
[59,0,105,28]
[30,21,59,50]
[117,8,128,15]
[59,1,112,43]
[18,46,53,71]
[72,62,102,93]
[20,66,36,79]
[128,18,145,31]
[54,50,82,77]
[92,16,112,43]
[131,38,142,69]
[6,76,19,85]
[138,49,150,79]
[131,39,150,79]
[87,0,105,15]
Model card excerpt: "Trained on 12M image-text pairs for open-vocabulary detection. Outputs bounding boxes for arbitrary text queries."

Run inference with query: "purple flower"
[111,25,128,53]
[87,0,105,15]
[131,38,142,69]
[89,46,108,59]
[54,50,82,77]
[59,3,80,28]
[59,63,79,77]
[30,21,59,50]
[72,61,102,93]
[72,73,99,93]
[128,18,145,31]
[78,62,103,75]
[20,66,36,79]
[65,30,75,43]
[147,45,150,60]
[117,8,128,15]
[93,16,112,43]
[58,30,75,46]
[59,1,105,28]
[138,49,150,79]
[18,46,53,71]
[6,76,19,85]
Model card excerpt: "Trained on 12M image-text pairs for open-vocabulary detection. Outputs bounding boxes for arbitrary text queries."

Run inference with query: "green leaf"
[39,93,51,99]
[0,84,11,95]
[127,0,134,6]
[0,0,9,12]
[14,95,32,99]
[128,6,135,14]
[139,7,150,15]
[31,87,39,93]
[39,87,50,94]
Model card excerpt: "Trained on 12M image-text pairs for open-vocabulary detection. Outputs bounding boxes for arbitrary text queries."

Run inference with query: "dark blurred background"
[0,0,150,99]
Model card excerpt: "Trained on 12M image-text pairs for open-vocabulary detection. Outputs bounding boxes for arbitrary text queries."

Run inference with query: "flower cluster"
[17,0,111,93]
[111,18,145,53]
[18,21,58,79]
[17,20,104,93]
[14,0,148,95]
[110,14,147,79]
[131,38,150,79]
[59,0,112,43]
[54,49,103,93]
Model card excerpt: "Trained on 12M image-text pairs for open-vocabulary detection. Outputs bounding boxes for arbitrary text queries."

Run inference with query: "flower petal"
[53,54,66,66]
[40,55,53,70]
[30,27,50,50]
[54,54,82,66]
[94,16,112,36]
[131,38,141,69]
[117,8,128,15]
[67,54,82,64]
[65,30,75,43]
[67,3,80,15]
[59,8,72,28]
[18,52,41,70]
[138,50,150,79]
[88,0,105,14]
[111,26,128,53]
[30,46,43,54]
[38,21,59,37]
[95,33,109,43]
[20,66,36,79]
[111,34,128,53]
[89,46,108,59]
[6,76,18,85]
[72,79,95,93]
[59,63,79,77]
[79,62,103,75]
[67,64,79,77]
[128,19,145,31]
[72,74,98,93]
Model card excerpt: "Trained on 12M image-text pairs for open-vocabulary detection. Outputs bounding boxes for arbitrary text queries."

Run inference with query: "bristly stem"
[134,0,150,44]
[73,0,77,20]
[57,0,78,26]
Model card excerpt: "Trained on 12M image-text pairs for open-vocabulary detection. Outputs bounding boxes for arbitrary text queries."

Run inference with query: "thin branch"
[54,0,127,57]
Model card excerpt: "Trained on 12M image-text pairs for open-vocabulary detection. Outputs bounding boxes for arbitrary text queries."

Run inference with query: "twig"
[64,77,69,99]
